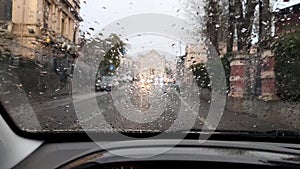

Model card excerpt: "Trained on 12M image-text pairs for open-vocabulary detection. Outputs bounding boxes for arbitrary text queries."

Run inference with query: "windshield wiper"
[264,130,300,138]
[184,129,300,137]
[178,129,300,142]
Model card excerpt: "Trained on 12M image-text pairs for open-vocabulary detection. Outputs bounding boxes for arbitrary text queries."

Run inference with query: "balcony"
[73,0,80,8]
[60,0,73,8]
[58,0,83,22]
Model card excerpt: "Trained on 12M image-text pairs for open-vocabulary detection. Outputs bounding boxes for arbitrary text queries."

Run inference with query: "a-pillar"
[259,50,278,101]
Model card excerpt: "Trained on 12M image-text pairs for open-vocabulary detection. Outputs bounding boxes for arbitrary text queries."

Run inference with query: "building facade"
[5,0,82,58]
[184,44,208,68]
[118,56,136,76]
[136,50,167,80]
[274,3,300,35]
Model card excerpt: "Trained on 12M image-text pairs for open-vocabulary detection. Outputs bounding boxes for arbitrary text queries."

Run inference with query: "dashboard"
[66,161,299,169]
[13,139,300,169]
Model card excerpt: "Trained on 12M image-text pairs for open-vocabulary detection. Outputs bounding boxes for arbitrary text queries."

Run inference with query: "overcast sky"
[79,0,298,56]
[80,0,298,33]
[274,0,299,9]
[80,0,182,33]
[80,0,187,57]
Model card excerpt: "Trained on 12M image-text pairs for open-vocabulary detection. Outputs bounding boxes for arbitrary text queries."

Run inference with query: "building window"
[73,26,77,43]
[0,0,12,21]
[43,0,50,29]
[61,17,65,35]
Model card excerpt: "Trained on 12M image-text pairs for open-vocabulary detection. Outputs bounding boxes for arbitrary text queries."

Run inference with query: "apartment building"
[3,0,82,58]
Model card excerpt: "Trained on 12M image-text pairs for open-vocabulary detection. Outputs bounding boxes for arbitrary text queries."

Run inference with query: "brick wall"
[229,51,277,101]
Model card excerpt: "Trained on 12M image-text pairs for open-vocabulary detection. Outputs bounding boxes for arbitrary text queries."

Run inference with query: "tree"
[205,0,220,51]
[235,0,258,52]
[273,31,300,101]
[258,0,272,49]
[190,63,210,89]
[183,0,272,53]
[227,0,235,53]
[181,0,204,37]
[96,34,125,76]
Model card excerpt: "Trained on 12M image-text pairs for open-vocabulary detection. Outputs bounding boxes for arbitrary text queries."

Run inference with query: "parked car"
[116,74,133,84]
[95,76,115,92]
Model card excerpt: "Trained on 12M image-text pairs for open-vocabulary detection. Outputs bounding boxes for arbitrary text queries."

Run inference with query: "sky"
[274,0,299,9]
[79,0,298,55]
[80,0,187,57]
[80,0,182,33]
[80,0,298,33]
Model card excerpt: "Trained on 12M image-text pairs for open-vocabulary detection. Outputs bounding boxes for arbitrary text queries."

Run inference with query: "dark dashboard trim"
[14,140,300,169]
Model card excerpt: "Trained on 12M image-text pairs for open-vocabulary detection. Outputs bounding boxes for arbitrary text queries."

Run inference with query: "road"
[28,84,283,132]
[0,62,286,133]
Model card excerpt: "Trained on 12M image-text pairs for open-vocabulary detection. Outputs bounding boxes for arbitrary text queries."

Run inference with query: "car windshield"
[0,0,300,138]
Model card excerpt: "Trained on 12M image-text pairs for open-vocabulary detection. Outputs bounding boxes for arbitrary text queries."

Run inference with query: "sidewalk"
[226,97,300,130]
[197,88,300,130]
[12,62,73,102]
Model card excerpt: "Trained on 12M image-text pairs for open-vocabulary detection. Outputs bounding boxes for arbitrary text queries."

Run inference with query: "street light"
[45,36,51,44]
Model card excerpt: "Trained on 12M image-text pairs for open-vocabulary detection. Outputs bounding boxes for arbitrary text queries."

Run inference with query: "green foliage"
[273,31,300,101]
[190,54,231,90]
[190,63,210,89]
[97,34,125,76]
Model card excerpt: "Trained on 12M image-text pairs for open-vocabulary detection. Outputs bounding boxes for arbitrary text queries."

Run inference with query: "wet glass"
[0,0,300,136]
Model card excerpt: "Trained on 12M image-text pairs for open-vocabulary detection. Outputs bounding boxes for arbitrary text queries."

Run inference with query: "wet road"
[0,62,285,133]
[28,84,282,133]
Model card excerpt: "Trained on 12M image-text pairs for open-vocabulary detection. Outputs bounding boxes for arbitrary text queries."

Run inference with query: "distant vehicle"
[117,74,133,84]
[95,76,115,92]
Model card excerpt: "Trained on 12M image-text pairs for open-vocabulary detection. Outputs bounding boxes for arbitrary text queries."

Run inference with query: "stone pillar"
[259,50,278,101]
[229,53,247,98]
